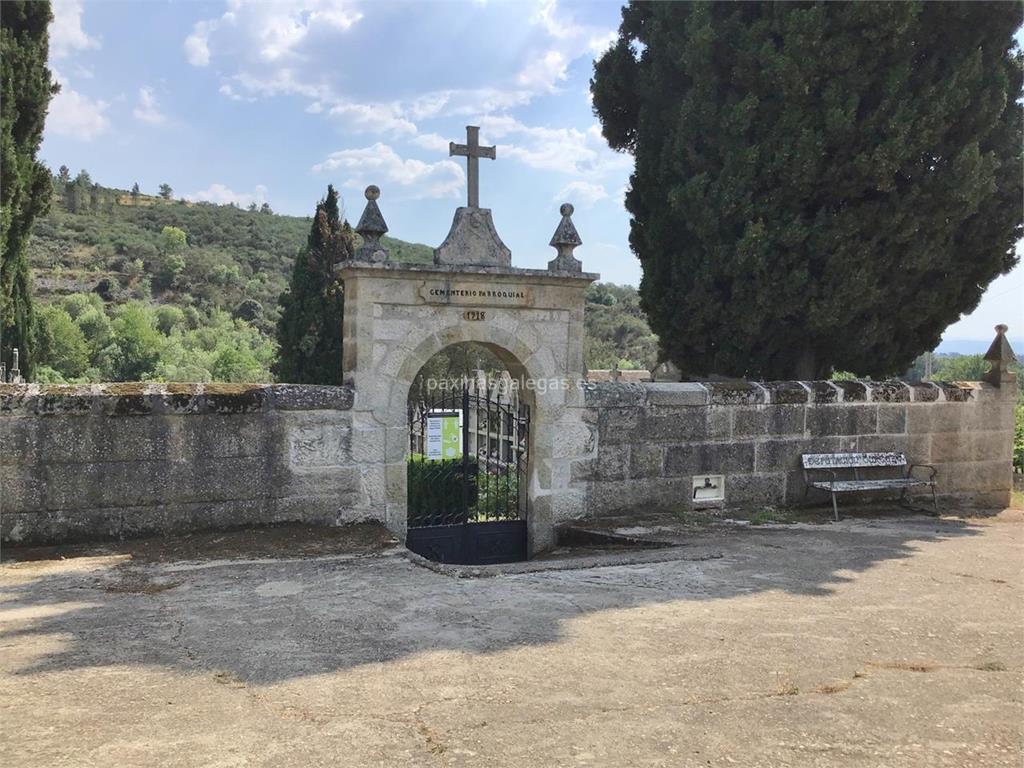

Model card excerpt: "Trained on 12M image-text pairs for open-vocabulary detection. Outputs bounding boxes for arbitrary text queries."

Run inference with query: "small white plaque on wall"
[692,475,725,504]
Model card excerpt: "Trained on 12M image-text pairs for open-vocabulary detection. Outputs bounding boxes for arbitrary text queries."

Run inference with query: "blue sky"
[41,0,1021,345]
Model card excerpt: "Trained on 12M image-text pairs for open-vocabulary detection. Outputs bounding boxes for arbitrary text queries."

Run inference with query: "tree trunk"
[794,347,817,381]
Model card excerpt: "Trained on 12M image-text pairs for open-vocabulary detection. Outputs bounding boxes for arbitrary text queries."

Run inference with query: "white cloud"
[252,0,363,61]
[588,30,617,56]
[186,0,616,132]
[516,50,568,92]
[220,83,255,103]
[327,101,417,136]
[187,1,362,68]
[312,143,464,199]
[184,19,218,66]
[555,181,607,208]
[47,70,109,140]
[405,89,533,121]
[412,133,451,153]
[132,86,167,125]
[478,115,630,177]
[187,183,269,208]
[50,0,100,59]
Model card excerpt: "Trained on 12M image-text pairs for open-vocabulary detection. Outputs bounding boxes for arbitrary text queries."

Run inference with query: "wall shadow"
[0,516,988,686]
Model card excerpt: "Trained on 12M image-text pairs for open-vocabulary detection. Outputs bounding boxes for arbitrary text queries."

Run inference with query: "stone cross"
[449,126,495,208]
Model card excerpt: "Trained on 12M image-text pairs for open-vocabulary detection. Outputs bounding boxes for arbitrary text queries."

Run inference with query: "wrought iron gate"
[407,379,529,564]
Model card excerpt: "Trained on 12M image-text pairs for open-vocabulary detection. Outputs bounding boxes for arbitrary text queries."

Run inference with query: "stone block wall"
[1,377,1016,546]
[0,383,374,544]
[573,379,1017,517]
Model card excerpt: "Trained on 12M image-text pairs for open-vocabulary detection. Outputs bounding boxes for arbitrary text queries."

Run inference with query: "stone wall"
[0,383,371,544]
[1,377,1016,546]
[573,379,1017,516]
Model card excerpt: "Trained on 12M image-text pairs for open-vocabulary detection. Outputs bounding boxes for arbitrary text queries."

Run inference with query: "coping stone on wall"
[867,380,911,402]
[269,384,354,410]
[0,383,355,418]
[907,382,941,402]
[583,382,648,408]
[704,381,767,406]
[762,381,810,405]
[935,381,976,402]
[642,382,709,406]
[832,380,868,402]
[805,381,840,404]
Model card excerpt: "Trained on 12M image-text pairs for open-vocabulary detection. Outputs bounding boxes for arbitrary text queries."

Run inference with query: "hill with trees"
[26,172,659,382]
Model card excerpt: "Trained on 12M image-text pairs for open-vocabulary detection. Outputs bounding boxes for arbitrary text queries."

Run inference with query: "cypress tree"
[273,185,354,384]
[1,1,58,378]
[592,2,1022,379]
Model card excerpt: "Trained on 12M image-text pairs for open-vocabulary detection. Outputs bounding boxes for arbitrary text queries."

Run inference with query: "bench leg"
[831,492,839,523]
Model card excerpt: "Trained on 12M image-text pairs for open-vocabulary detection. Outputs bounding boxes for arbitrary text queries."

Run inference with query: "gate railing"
[408,378,529,528]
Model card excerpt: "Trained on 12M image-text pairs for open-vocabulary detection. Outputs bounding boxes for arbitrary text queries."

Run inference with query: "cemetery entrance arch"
[336,261,596,558]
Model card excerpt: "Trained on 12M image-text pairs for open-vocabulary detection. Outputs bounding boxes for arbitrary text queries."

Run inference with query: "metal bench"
[801,452,937,521]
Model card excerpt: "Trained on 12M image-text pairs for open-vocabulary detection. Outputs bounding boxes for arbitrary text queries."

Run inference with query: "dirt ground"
[1,511,1022,767]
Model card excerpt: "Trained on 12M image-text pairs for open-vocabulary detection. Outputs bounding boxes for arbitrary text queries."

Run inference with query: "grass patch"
[748,508,794,526]
[669,509,717,526]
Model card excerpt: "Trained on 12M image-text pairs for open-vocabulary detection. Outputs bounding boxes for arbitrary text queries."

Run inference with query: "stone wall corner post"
[982,324,1018,393]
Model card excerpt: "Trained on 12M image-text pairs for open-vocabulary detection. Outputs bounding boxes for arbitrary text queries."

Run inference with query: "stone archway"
[336,261,597,555]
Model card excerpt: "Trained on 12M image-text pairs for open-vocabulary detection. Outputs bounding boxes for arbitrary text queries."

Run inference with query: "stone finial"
[547,202,582,273]
[982,324,1018,387]
[354,185,389,263]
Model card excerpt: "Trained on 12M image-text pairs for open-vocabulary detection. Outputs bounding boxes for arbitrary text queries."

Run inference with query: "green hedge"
[407,457,478,525]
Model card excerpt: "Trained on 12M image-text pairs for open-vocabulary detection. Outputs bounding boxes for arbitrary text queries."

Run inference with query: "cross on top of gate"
[449,125,496,209]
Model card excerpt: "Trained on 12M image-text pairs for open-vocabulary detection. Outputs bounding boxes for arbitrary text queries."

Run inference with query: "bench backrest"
[801,452,907,470]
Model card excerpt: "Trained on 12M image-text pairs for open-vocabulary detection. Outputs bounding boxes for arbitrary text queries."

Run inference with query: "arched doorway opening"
[405,342,532,564]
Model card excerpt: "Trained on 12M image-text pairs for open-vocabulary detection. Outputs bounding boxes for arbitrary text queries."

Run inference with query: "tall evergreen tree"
[1,1,57,378]
[592,2,1023,379]
[273,185,354,384]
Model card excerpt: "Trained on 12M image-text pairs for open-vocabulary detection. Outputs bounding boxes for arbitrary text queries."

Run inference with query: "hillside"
[28,179,432,334]
[26,174,660,383]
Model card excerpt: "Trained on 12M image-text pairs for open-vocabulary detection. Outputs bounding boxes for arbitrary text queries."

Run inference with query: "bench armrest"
[907,464,937,481]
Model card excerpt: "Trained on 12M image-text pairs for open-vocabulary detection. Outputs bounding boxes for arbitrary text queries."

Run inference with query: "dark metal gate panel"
[405,520,526,565]
[407,380,529,565]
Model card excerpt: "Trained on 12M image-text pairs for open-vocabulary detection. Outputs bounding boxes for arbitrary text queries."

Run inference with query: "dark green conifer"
[273,185,353,383]
[1,1,58,377]
[592,2,1022,379]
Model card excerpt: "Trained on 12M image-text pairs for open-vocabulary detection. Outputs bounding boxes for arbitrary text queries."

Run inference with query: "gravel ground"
[1,511,1021,767]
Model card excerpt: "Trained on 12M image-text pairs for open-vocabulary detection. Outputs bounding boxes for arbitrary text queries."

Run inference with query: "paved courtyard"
[1,511,1022,767]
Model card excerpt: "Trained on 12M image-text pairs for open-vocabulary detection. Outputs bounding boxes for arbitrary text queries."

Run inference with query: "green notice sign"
[426,412,461,460]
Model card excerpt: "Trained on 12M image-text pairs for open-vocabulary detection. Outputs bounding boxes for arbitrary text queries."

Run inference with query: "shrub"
[407,457,478,525]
